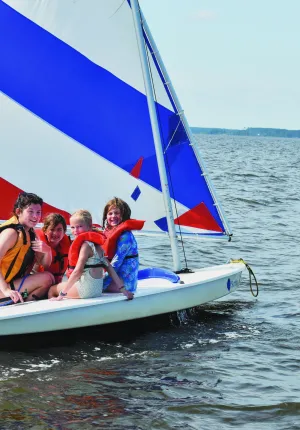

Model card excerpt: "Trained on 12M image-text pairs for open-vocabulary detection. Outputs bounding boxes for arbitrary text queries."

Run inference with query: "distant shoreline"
[191,127,300,138]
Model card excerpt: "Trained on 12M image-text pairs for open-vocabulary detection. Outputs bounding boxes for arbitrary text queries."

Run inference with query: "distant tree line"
[191,127,300,138]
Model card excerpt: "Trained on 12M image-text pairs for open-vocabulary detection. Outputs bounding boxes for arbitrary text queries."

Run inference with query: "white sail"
[0,0,229,239]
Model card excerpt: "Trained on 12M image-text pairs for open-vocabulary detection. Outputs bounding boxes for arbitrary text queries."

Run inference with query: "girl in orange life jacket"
[49,209,130,300]
[102,198,141,298]
[34,213,71,284]
[0,192,55,304]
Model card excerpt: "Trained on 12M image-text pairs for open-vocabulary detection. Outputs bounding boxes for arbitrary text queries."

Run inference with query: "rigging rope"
[163,117,182,154]
[109,0,126,19]
[139,5,189,270]
[230,259,259,297]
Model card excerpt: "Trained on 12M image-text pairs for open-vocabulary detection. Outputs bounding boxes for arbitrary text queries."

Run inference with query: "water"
[0,135,299,429]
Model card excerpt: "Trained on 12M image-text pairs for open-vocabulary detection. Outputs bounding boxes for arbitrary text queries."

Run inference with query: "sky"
[139,0,300,130]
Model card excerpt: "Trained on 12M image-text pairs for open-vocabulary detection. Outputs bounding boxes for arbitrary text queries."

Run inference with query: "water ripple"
[0,136,299,429]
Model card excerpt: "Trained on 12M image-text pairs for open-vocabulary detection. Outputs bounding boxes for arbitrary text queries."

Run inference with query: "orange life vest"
[102,219,144,260]
[0,216,35,283]
[35,229,71,281]
[66,231,106,277]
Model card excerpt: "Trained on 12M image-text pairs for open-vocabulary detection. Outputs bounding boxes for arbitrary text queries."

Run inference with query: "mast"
[139,10,233,238]
[131,0,182,271]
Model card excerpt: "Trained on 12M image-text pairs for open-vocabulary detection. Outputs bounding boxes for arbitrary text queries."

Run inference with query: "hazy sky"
[139,0,299,130]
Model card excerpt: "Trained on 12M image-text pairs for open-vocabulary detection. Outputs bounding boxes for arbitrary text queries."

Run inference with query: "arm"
[31,261,41,275]
[104,258,134,299]
[94,244,123,289]
[104,259,123,290]
[93,244,123,290]
[0,229,24,303]
[53,242,92,300]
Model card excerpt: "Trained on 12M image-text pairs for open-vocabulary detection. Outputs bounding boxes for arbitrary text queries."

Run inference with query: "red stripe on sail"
[174,202,223,232]
[0,177,71,222]
[130,157,144,179]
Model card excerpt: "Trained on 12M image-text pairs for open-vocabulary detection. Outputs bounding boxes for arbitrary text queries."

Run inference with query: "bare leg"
[48,281,80,299]
[48,282,65,299]
[27,286,50,301]
[10,272,55,301]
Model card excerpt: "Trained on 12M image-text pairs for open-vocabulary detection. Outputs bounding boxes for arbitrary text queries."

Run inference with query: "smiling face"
[106,206,122,228]
[45,223,65,248]
[70,216,90,238]
[17,204,42,229]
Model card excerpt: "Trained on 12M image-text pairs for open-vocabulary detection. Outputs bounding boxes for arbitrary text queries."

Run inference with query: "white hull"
[0,263,245,336]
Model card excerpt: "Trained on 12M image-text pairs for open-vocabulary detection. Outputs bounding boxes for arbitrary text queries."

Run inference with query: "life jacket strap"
[53,253,68,262]
[125,254,138,260]
[68,263,107,270]
[84,263,108,269]
[107,253,138,262]
[53,252,68,271]
[0,223,27,244]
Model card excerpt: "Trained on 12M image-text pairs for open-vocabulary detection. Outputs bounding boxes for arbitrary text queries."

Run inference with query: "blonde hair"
[70,209,93,229]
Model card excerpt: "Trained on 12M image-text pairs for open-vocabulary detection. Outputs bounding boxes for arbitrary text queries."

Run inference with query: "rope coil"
[230,258,259,297]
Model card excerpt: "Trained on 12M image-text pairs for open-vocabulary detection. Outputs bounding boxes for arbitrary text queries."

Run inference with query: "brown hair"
[102,197,131,228]
[70,209,93,229]
[13,192,43,215]
[42,213,67,233]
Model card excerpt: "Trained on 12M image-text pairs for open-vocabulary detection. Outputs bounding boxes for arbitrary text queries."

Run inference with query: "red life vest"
[35,229,71,282]
[102,219,144,260]
[66,231,106,277]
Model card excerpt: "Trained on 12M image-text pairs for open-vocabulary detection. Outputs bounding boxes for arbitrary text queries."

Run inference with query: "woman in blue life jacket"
[101,198,141,299]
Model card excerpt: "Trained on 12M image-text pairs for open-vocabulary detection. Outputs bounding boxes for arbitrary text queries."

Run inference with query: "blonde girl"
[49,210,128,300]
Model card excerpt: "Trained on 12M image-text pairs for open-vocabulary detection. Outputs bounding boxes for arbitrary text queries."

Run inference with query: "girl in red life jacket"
[48,210,131,301]
[0,192,54,304]
[102,198,142,298]
[34,213,71,284]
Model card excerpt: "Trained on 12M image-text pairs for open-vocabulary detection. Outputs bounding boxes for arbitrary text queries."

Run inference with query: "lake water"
[0,135,299,429]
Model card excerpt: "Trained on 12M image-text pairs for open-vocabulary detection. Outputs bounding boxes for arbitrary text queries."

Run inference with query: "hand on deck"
[3,287,23,303]
[50,294,64,302]
[120,287,134,300]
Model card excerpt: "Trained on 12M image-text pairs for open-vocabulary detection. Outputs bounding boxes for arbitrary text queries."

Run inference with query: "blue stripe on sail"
[0,1,161,188]
[0,2,224,231]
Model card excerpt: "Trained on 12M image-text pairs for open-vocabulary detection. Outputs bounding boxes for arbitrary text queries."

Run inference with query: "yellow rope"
[230,258,259,297]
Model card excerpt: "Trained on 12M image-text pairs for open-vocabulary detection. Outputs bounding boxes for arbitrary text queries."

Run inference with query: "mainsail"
[0,0,231,241]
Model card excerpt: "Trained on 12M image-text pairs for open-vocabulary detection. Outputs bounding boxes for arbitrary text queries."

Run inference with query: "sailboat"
[0,0,246,336]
